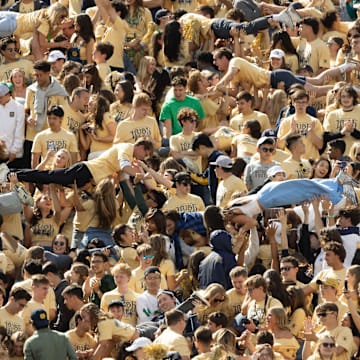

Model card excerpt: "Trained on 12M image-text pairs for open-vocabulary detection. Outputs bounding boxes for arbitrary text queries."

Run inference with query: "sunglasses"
[143,255,154,260]
[185,118,197,123]
[356,153,360,157]
[54,241,65,246]
[317,312,333,318]
[261,147,275,153]
[299,163,308,173]
[280,266,295,272]
[321,343,335,348]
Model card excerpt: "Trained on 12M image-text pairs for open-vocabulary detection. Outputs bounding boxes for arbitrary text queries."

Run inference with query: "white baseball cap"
[125,337,152,352]
[47,50,66,63]
[270,49,285,59]
[267,165,286,178]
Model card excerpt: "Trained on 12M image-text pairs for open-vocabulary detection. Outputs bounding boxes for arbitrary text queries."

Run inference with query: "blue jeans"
[80,227,115,248]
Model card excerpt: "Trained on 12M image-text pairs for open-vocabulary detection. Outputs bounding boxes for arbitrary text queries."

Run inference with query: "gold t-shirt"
[0,59,33,82]
[101,17,129,69]
[90,112,116,153]
[230,110,271,132]
[66,329,97,353]
[113,116,161,149]
[85,143,134,184]
[278,113,323,160]
[230,57,270,89]
[323,105,360,156]
[0,308,24,336]
[162,193,205,212]
[31,128,78,158]
[282,157,312,179]
[216,174,247,208]
[100,288,138,326]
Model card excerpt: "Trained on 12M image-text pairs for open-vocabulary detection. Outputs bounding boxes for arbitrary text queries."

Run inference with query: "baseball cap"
[144,266,161,278]
[261,129,277,138]
[257,137,275,147]
[267,165,286,178]
[47,50,66,63]
[155,9,170,25]
[31,309,49,328]
[174,172,191,184]
[0,83,11,97]
[210,155,233,168]
[125,337,152,352]
[270,49,285,59]
[298,65,314,74]
[316,278,339,290]
[108,300,125,309]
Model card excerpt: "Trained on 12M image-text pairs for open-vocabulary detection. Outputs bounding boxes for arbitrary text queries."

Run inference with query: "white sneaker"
[275,8,294,29]
[287,7,302,26]
[13,184,34,207]
[0,163,9,183]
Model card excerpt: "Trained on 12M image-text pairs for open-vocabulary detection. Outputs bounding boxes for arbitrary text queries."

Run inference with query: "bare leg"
[306,68,342,85]
[304,83,334,96]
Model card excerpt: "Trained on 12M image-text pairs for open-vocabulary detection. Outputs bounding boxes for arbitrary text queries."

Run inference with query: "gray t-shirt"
[244,161,279,190]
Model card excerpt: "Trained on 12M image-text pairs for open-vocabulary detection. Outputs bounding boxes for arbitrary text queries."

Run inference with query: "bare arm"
[162,119,172,139]
[31,153,41,169]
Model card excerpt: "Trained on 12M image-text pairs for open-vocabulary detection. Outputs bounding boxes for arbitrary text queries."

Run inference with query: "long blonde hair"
[137,56,156,85]
[46,3,68,26]
[94,179,117,229]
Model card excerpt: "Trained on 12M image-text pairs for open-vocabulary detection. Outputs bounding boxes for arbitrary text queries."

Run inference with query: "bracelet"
[327,214,335,218]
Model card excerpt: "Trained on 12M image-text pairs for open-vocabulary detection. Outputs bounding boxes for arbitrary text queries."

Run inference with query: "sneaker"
[0,163,9,183]
[276,8,294,29]
[287,7,302,26]
[13,184,34,207]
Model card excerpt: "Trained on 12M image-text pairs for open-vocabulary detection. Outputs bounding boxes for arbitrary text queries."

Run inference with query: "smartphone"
[344,280,348,291]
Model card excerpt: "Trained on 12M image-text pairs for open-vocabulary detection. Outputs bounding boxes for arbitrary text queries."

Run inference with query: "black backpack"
[233,0,262,21]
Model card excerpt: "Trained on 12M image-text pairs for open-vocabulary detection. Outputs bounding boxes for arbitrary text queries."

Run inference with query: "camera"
[241,317,259,326]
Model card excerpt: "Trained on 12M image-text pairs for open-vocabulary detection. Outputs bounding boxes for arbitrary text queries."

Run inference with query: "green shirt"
[159,95,205,135]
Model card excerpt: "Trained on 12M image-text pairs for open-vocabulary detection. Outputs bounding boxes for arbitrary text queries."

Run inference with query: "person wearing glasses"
[306,334,336,360]
[162,172,205,213]
[82,252,115,306]
[278,90,324,161]
[244,136,279,191]
[128,244,167,294]
[233,275,284,335]
[303,302,355,360]
[282,134,312,179]
[0,37,33,83]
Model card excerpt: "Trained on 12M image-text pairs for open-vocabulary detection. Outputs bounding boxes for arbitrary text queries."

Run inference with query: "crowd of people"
[0,0,359,358]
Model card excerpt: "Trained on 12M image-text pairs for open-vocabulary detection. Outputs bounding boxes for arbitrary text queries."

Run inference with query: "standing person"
[160,76,205,140]
[82,252,115,307]
[31,105,79,169]
[68,14,95,65]
[230,91,271,132]
[42,262,73,332]
[212,155,247,207]
[162,172,205,212]
[282,134,312,179]
[198,229,237,290]
[23,309,77,360]
[191,133,223,205]
[20,274,56,336]
[80,94,116,160]
[278,90,324,160]
[0,287,31,337]
[323,85,360,157]
[244,136,279,191]
[113,92,162,150]
[100,263,138,327]
[0,82,25,168]
[136,266,162,324]
[24,60,68,169]
[61,87,89,136]
[95,0,129,72]
[154,309,191,360]
[297,17,331,75]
